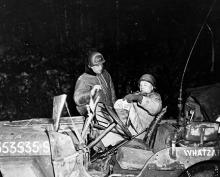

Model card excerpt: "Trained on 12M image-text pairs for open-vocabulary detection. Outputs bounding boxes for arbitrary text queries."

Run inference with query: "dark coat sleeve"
[109,74,116,104]
[74,76,91,106]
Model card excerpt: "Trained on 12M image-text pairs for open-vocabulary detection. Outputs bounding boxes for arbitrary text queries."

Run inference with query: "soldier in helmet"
[74,51,116,116]
[114,74,162,139]
[74,51,118,150]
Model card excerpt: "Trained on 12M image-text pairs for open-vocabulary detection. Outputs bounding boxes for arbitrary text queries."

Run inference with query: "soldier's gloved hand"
[124,94,143,103]
[90,85,101,97]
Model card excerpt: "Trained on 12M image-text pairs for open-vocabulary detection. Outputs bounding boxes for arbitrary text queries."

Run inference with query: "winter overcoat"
[74,69,116,115]
[114,91,162,139]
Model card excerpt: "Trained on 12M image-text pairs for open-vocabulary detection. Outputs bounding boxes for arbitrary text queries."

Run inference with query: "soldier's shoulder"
[152,91,161,97]
[103,69,112,77]
[78,73,95,81]
[149,91,161,100]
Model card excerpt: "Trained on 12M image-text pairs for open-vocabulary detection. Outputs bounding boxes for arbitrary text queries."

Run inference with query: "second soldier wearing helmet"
[114,74,162,139]
[74,51,118,150]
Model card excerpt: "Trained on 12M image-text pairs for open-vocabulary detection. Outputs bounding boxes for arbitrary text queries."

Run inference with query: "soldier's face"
[140,81,153,93]
[91,64,103,74]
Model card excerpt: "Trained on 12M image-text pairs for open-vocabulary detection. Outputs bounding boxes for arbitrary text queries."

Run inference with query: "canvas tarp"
[185,83,220,122]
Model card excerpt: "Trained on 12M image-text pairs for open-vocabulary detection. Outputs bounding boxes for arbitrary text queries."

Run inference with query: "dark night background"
[0,0,220,120]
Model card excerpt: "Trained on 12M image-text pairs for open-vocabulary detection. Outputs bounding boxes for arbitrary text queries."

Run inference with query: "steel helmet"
[139,74,156,87]
[88,52,105,67]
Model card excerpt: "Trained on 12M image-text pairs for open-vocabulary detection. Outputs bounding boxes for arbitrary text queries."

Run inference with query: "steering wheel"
[87,102,132,150]
[100,104,132,139]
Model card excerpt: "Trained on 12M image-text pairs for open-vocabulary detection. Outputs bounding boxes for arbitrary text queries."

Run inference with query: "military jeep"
[0,91,220,177]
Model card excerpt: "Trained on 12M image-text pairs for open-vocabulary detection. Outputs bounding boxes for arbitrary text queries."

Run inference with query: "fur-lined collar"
[85,64,96,76]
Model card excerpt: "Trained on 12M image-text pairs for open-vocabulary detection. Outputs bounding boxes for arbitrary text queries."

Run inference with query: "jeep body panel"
[138,146,220,177]
[0,127,53,177]
[0,121,91,177]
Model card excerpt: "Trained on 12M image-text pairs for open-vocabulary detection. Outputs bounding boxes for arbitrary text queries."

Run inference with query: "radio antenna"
[178,0,216,124]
